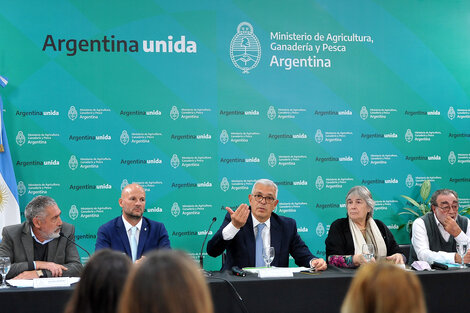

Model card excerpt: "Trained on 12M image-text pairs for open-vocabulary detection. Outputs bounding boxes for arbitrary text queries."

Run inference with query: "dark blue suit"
[207,209,315,270]
[95,216,170,258]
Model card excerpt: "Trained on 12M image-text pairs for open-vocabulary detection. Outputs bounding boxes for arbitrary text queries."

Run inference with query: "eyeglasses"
[252,194,276,204]
[436,205,459,212]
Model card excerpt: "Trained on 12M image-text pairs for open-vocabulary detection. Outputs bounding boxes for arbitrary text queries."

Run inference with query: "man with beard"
[0,196,83,279]
[410,188,470,264]
[95,184,170,263]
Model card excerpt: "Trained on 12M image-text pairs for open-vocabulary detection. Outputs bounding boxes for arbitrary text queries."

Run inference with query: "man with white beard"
[0,196,82,279]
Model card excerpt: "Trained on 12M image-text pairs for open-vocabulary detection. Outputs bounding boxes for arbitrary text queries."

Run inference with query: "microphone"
[60,231,91,257]
[232,266,246,277]
[431,261,448,270]
[200,217,217,269]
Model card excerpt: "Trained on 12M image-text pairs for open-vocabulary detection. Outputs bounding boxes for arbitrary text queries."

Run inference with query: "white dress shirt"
[122,216,143,245]
[412,213,470,263]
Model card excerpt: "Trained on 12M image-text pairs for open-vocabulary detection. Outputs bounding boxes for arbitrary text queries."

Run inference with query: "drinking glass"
[456,243,468,269]
[263,247,275,268]
[362,244,375,263]
[0,257,10,288]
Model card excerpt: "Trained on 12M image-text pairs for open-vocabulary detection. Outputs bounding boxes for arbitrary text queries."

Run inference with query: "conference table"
[1,266,469,313]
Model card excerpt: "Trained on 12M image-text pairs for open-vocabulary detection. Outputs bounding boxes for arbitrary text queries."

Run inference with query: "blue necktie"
[130,226,138,263]
[255,223,266,267]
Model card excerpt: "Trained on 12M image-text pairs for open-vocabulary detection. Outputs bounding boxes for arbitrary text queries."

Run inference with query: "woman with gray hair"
[325,186,404,268]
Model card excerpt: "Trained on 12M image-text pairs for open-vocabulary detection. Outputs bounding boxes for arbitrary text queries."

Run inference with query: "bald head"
[120,184,146,225]
[121,184,145,197]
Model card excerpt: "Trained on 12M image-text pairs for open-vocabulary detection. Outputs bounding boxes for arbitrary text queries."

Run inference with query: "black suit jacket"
[0,221,83,279]
[325,217,402,262]
[207,210,315,270]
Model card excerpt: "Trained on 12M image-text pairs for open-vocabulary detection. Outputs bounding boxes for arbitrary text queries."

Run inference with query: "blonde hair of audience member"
[341,262,426,313]
[119,249,213,313]
[65,249,132,313]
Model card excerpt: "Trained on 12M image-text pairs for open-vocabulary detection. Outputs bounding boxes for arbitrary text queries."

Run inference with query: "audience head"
[65,249,132,313]
[119,249,213,313]
[341,262,426,313]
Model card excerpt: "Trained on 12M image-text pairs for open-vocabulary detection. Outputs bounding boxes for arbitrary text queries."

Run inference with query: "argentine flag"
[0,75,20,240]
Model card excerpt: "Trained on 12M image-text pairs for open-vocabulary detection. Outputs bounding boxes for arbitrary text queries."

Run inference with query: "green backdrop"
[1,0,469,270]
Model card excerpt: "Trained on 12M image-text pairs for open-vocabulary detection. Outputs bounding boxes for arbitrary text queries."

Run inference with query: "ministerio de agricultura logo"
[16,131,26,146]
[316,222,325,237]
[121,179,130,190]
[170,154,180,169]
[267,106,276,120]
[220,130,229,144]
[120,130,130,145]
[68,106,78,121]
[315,129,324,144]
[315,176,325,190]
[268,153,277,167]
[170,106,179,120]
[69,155,79,170]
[17,181,26,196]
[171,202,181,217]
[220,177,230,192]
[230,22,261,74]
[360,152,369,166]
[448,106,456,120]
[405,174,414,188]
[405,129,413,143]
[360,106,368,120]
[448,151,456,165]
[69,205,79,220]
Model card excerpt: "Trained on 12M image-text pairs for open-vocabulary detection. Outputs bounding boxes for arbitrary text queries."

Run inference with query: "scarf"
[349,217,387,259]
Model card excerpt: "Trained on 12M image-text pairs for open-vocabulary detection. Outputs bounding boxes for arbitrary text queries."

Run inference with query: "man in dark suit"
[207,179,327,271]
[0,196,83,279]
[95,183,170,262]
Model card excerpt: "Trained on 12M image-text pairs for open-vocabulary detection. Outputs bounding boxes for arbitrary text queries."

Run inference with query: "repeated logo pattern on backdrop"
[1,1,469,269]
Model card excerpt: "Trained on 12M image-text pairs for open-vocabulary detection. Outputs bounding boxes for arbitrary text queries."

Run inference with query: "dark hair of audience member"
[341,262,426,313]
[64,249,132,313]
[119,249,213,313]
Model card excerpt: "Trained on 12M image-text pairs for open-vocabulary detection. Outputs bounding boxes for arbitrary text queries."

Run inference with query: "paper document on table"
[7,277,80,288]
[243,266,310,274]
[258,267,294,278]
[33,277,80,288]
[243,266,310,278]
[6,279,34,288]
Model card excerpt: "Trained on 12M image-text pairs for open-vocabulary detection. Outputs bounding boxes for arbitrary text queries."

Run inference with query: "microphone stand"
[60,231,91,258]
[200,217,217,277]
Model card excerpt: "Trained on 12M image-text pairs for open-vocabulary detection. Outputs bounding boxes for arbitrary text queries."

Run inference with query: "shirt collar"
[30,227,55,245]
[122,215,143,233]
[433,212,445,228]
[251,213,270,229]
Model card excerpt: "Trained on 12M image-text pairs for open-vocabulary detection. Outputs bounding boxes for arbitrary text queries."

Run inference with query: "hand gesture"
[310,258,327,271]
[455,250,470,264]
[386,253,404,264]
[442,216,462,237]
[35,261,68,277]
[226,204,250,229]
[13,270,40,280]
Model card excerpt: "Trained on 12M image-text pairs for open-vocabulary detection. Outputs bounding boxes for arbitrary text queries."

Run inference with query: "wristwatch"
[36,270,44,278]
